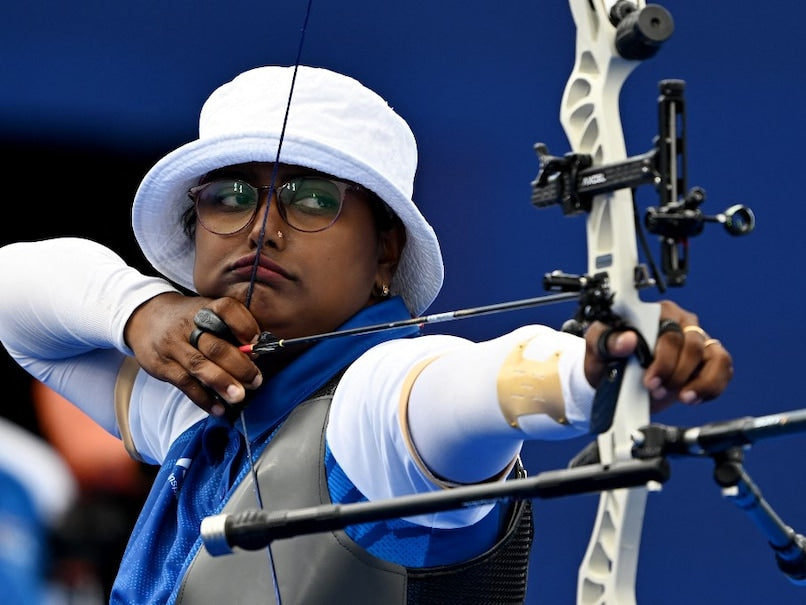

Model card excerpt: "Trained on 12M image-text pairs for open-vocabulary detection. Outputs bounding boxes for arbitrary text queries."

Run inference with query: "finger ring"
[193,308,236,343]
[658,318,682,336]
[189,327,206,349]
[704,338,720,348]
[683,325,708,339]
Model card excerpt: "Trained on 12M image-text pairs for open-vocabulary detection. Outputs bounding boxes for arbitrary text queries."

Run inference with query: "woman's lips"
[230,255,293,283]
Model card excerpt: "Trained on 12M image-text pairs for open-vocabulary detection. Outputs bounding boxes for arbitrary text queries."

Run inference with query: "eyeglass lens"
[193,177,347,234]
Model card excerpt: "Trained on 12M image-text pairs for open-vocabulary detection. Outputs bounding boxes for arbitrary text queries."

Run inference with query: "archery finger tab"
[193,308,237,344]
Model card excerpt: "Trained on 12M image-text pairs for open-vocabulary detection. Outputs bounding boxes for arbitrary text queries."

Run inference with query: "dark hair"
[181,203,197,239]
[366,192,402,233]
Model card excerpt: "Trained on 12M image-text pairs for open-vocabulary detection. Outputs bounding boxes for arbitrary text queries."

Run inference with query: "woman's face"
[192,162,403,339]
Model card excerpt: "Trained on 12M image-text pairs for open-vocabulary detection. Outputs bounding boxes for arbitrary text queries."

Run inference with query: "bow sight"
[532,78,755,292]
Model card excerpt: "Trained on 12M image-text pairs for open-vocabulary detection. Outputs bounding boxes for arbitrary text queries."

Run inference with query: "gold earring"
[373,283,390,299]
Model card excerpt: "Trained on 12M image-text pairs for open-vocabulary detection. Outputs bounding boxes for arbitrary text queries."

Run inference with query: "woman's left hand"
[583,300,734,413]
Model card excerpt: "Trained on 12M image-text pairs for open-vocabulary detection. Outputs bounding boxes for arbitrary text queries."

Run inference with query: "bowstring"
[238,1,315,602]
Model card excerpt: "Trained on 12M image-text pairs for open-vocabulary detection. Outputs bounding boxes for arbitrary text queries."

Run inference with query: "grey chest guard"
[177,391,532,604]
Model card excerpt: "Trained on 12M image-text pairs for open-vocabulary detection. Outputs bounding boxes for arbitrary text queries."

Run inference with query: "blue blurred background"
[2,1,805,602]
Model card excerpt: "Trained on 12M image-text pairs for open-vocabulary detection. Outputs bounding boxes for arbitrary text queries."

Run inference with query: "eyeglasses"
[188,176,364,235]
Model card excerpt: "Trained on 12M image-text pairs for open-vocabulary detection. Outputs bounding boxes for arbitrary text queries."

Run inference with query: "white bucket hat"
[132,65,444,316]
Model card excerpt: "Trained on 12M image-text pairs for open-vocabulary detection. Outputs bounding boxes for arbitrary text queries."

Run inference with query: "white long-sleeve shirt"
[0,237,594,528]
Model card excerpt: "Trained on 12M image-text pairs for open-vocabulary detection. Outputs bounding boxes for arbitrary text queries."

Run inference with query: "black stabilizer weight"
[611,3,675,60]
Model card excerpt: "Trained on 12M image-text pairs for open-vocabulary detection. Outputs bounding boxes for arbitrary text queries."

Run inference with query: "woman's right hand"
[123,292,263,416]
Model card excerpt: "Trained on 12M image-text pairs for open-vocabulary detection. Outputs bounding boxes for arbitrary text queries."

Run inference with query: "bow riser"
[562,1,661,603]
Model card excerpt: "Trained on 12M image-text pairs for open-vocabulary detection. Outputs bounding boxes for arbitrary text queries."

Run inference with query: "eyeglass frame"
[187,175,369,235]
